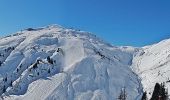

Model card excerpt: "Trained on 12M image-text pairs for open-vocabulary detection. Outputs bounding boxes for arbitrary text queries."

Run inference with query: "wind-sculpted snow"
[0,25,147,100]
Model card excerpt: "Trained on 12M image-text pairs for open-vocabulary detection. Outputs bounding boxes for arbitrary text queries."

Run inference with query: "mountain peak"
[0,24,143,100]
[45,24,65,29]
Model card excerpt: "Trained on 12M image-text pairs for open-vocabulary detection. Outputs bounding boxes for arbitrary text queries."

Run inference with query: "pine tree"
[141,91,147,100]
[151,83,169,100]
[151,83,160,100]
[118,87,127,100]
[160,83,168,100]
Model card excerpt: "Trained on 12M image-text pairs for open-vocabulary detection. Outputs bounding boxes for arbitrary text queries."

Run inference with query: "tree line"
[118,82,169,100]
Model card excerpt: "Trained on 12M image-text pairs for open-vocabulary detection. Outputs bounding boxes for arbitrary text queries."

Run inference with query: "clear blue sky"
[0,0,170,47]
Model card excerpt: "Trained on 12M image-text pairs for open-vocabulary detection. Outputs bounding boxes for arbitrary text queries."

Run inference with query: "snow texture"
[0,24,168,100]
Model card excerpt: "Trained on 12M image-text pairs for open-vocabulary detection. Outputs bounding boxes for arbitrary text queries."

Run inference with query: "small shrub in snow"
[47,56,50,62]
[0,61,2,66]
[32,63,38,69]
[48,69,51,73]
[57,48,64,55]
[26,28,35,31]
[3,86,6,93]
[16,68,19,72]
[47,56,53,64]
[12,47,15,50]
[28,68,32,72]
[10,81,13,87]
[3,77,7,82]
[37,59,42,64]
[19,64,22,68]
[57,48,60,52]
[37,72,40,76]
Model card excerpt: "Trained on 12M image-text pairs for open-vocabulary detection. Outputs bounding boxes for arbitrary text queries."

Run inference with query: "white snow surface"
[0,25,168,100]
[132,39,170,98]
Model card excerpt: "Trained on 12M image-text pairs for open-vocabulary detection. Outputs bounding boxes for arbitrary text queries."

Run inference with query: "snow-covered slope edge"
[0,25,143,100]
[132,39,170,99]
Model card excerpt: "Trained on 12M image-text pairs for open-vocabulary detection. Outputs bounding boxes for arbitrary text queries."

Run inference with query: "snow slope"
[0,25,143,100]
[1,24,170,100]
[132,39,170,98]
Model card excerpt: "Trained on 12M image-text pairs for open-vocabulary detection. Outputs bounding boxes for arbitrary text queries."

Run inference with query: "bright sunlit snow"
[0,25,169,100]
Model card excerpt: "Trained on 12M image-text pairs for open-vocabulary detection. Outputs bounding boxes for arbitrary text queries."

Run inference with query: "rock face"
[0,25,169,100]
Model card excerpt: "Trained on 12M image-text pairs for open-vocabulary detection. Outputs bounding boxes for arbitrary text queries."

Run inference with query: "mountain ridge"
[0,25,169,100]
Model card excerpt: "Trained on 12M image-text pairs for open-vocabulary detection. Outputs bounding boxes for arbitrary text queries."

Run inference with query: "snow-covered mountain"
[132,39,170,99]
[0,24,169,100]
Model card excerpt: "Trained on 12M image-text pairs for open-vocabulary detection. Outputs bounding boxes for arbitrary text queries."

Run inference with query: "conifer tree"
[118,87,127,100]
[141,91,147,100]
[151,83,168,100]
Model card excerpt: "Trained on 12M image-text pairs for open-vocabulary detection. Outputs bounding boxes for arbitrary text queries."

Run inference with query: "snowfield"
[0,25,169,100]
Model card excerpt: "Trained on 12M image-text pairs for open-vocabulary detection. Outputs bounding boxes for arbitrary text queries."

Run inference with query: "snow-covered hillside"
[132,39,170,98]
[0,24,169,100]
[0,25,143,100]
